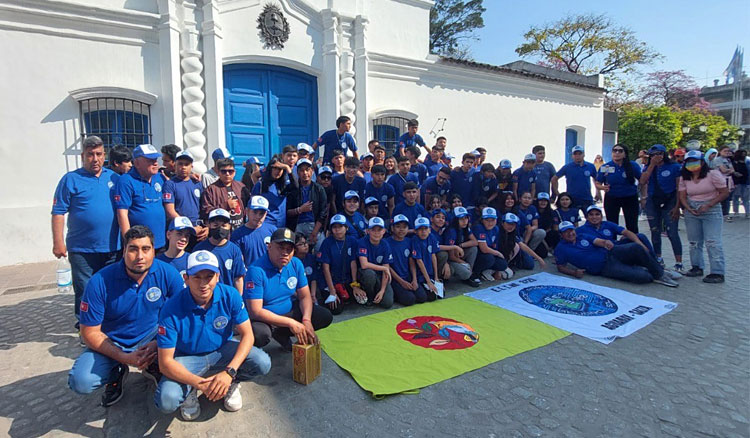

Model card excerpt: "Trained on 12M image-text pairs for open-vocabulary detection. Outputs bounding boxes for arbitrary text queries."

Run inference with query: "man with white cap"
[201,148,233,188]
[231,196,277,268]
[154,250,271,420]
[162,150,207,242]
[513,154,538,199]
[114,144,168,249]
[551,145,600,210]
[359,151,375,183]
[194,209,246,292]
[286,158,328,249]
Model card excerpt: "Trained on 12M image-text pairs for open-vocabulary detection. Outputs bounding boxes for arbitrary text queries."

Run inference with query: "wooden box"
[292,343,321,385]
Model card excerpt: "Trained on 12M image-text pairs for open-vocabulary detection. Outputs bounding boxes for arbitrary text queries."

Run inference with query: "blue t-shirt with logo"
[410,163,428,184]
[555,161,597,202]
[421,176,452,205]
[410,234,440,282]
[596,161,642,198]
[554,234,607,275]
[162,177,203,224]
[298,184,315,224]
[472,223,500,250]
[576,221,625,243]
[450,168,475,206]
[512,168,536,196]
[385,236,413,281]
[157,283,249,355]
[553,207,581,226]
[533,162,557,195]
[332,174,366,212]
[251,181,288,228]
[156,252,190,277]
[342,211,368,239]
[393,202,428,228]
[114,168,167,248]
[52,167,121,253]
[476,174,499,200]
[387,172,420,206]
[230,221,277,269]
[194,240,247,287]
[424,155,446,177]
[647,162,682,196]
[318,129,357,163]
[396,133,426,157]
[316,235,357,284]
[244,254,308,315]
[79,259,184,347]
[518,205,540,226]
[364,181,396,220]
[356,237,393,267]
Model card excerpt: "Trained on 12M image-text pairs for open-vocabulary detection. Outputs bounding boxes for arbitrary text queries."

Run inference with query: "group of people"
[52,116,740,420]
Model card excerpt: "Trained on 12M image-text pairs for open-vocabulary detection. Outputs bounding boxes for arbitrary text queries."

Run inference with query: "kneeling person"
[355,217,395,308]
[154,251,271,420]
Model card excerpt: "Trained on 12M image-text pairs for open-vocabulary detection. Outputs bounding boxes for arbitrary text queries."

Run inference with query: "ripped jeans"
[684,201,725,275]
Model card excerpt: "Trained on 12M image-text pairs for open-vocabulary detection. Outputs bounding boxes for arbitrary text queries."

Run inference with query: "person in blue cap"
[421,166,452,206]
[194,209,246,292]
[241,156,264,190]
[411,217,441,299]
[154,250,271,421]
[68,226,185,407]
[494,159,514,193]
[554,221,679,287]
[393,181,428,234]
[340,190,368,239]
[551,145,600,211]
[230,196,277,269]
[498,212,547,272]
[313,116,358,164]
[114,144,168,249]
[471,207,510,282]
[157,217,196,276]
[595,143,642,233]
[317,214,359,313]
[355,217,395,308]
[201,148,233,188]
[286,158,328,249]
[162,150,208,243]
[364,164,395,220]
[513,154,537,199]
[245,228,333,350]
[363,196,381,223]
[52,135,120,327]
[387,214,427,305]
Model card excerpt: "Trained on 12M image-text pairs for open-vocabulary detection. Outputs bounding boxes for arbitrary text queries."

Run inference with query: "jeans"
[473,251,508,274]
[392,282,430,306]
[69,251,118,320]
[154,341,272,413]
[732,184,749,214]
[684,201,725,275]
[645,196,682,258]
[601,243,664,284]
[527,229,547,255]
[252,301,333,347]
[604,194,640,233]
[509,250,535,270]
[358,269,394,308]
[444,246,478,281]
[721,189,733,216]
[68,328,155,394]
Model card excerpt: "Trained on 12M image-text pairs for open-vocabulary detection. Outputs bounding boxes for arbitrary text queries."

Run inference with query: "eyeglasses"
[612,149,625,153]
[319,175,331,180]
[219,169,235,175]
[295,241,309,247]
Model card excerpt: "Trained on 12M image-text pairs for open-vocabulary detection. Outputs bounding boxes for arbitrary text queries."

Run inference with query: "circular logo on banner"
[396,316,479,350]
[213,316,229,330]
[305,266,313,276]
[225,259,233,270]
[154,183,162,192]
[194,188,201,198]
[286,276,298,289]
[145,287,162,302]
[518,285,618,317]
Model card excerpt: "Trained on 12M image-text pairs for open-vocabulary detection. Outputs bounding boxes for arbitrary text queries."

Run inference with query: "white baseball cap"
[187,250,220,275]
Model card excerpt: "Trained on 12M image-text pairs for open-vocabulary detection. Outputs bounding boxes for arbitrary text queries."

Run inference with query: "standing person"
[194,209,246,291]
[387,215,426,305]
[231,196,276,269]
[387,156,420,206]
[201,157,251,231]
[330,150,346,176]
[635,150,648,168]
[317,166,335,215]
[397,119,429,158]
[512,154,537,199]
[313,115,358,164]
[405,146,428,184]
[476,163,499,205]
[384,156,397,178]
[495,159,514,193]
[711,145,736,221]
[331,157,366,213]
[114,144,167,250]
[731,149,749,218]
[424,144,446,177]
[356,217,395,308]
[371,142,386,167]
[551,145,599,211]
[421,167,452,206]
[450,153,478,209]
[201,148,233,188]
[286,158,328,248]
[595,144,642,233]
[364,164,396,220]
[593,155,604,171]
[160,144,181,180]
[251,155,296,228]
[359,152,375,183]
[68,226,185,406]
[162,150,208,242]
[393,182,428,234]
[52,135,120,326]
[532,145,557,200]
[109,145,133,175]
[679,150,729,283]
[639,144,683,269]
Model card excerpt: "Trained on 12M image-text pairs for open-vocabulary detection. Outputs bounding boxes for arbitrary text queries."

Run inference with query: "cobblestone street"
[0,219,748,438]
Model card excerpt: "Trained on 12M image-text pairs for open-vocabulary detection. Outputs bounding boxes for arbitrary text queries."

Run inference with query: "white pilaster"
[201,0,225,157]
[157,0,183,146]
[353,15,369,148]
[320,10,340,135]
[180,2,208,173]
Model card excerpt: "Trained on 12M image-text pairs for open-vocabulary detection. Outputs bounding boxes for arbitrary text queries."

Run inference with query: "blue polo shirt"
[554,207,581,226]
[396,133,426,157]
[387,172,420,206]
[157,283,248,355]
[554,235,607,275]
[244,254,308,315]
[318,129,357,163]
[518,205,540,225]
[79,259,184,347]
[647,162,682,196]
[386,236,413,281]
[364,181,396,220]
[450,168,475,206]
[194,240,247,286]
[251,182,287,228]
[555,161,597,202]
[299,252,319,284]
[393,202,428,228]
[576,221,624,243]
[421,176,452,205]
[332,174,366,211]
[410,234,440,282]
[114,168,167,248]
[533,162,557,195]
[472,223,500,250]
[342,211,368,239]
[156,252,190,277]
[596,161,642,198]
[356,237,393,268]
[162,177,203,224]
[410,163,428,184]
[512,168,536,196]
[424,156,446,177]
[52,167,120,253]
[230,221,277,269]
[317,235,357,284]
[476,174,498,200]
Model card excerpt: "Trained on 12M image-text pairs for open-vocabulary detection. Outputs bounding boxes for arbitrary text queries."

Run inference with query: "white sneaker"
[502,268,514,280]
[180,389,200,421]
[481,270,494,281]
[663,269,682,280]
[223,382,242,412]
[654,276,679,288]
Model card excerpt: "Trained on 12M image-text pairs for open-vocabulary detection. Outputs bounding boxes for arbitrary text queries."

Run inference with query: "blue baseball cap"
[208,208,231,221]
[168,216,196,235]
[453,206,469,218]
[330,214,347,226]
[537,192,550,200]
[414,217,431,229]
[500,159,512,169]
[244,157,262,167]
[368,217,386,229]
[318,166,333,175]
[502,212,520,224]
[470,149,481,156]
[361,152,374,160]
[559,221,575,232]
[571,145,585,154]
[482,207,498,219]
[649,144,667,154]
[212,148,233,161]
[392,214,409,225]
[248,195,269,211]
[187,250,220,275]
[364,196,379,206]
[685,150,702,160]
[133,144,160,160]
[175,150,194,162]
[344,190,360,200]
[586,205,603,214]
[431,208,447,218]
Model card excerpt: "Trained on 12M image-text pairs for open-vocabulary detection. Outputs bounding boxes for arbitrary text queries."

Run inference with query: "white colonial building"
[0,0,608,266]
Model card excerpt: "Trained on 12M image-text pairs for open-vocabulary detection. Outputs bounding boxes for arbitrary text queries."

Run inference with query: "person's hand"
[537,258,547,270]
[697,204,711,214]
[289,319,310,345]
[301,319,317,345]
[316,158,323,166]
[200,371,233,401]
[53,241,67,258]
[650,155,663,166]
[601,184,610,193]
[409,280,419,291]
[442,263,452,280]
[190,172,201,182]
[373,290,385,304]
[194,225,209,241]
[326,293,340,311]
[299,201,313,213]
[670,208,681,221]
[123,344,157,369]
[427,281,438,294]
[595,193,602,203]
[575,268,585,278]
[455,246,464,258]
[602,240,614,250]
[352,287,367,303]
[308,232,318,247]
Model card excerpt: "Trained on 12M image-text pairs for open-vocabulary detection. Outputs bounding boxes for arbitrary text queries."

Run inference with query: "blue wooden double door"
[223,64,318,173]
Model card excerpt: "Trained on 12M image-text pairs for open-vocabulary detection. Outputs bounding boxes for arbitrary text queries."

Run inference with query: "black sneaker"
[102,364,129,407]
[683,267,704,277]
[702,274,725,283]
[271,328,293,352]
[141,361,162,386]
[463,277,481,287]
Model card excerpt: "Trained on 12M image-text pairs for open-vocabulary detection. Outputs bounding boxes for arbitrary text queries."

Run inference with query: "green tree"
[430,0,485,60]
[675,109,739,150]
[618,106,682,154]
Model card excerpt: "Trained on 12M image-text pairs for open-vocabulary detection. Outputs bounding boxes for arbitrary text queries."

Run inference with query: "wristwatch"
[224,366,237,379]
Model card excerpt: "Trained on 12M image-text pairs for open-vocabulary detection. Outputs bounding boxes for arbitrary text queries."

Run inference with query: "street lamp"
[682,125,691,134]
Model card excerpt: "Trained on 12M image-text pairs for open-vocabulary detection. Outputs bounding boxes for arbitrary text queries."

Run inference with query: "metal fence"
[372,116,410,156]
[78,98,152,150]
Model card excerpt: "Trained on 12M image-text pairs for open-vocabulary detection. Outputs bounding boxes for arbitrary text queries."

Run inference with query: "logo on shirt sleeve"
[359,247,367,255]
[80,301,89,312]
[163,193,172,200]
[479,233,487,240]
[158,325,166,336]
[412,249,418,257]
[246,281,255,290]
[213,316,229,330]
[114,195,121,202]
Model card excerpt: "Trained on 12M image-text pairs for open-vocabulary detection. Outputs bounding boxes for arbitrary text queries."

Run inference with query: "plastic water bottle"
[57,257,73,294]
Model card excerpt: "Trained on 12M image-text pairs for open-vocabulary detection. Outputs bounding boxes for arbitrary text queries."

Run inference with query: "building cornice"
[69,86,158,105]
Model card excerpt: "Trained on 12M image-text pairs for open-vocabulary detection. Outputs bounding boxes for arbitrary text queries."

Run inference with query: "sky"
[470,0,750,87]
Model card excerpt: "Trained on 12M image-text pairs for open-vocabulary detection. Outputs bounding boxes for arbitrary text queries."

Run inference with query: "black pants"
[603,194,639,233]
[251,301,333,347]
[544,229,560,249]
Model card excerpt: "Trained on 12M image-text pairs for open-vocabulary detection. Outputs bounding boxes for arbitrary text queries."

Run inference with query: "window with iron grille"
[78,98,152,149]
[372,116,410,157]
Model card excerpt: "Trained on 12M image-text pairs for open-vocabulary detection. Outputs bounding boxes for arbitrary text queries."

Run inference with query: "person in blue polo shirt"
[68,226,184,407]
[52,135,120,325]
[244,228,333,350]
[317,215,359,313]
[595,143,642,233]
[388,156,420,206]
[157,217,195,276]
[313,115,358,164]
[396,119,428,158]
[194,209,246,292]
[411,217,441,300]
[114,144,167,249]
[154,250,271,421]
[513,154,537,199]
[551,145,600,211]
[231,196,277,269]
[393,182,428,234]
[331,157,366,213]
[364,164,395,220]
[554,222,679,287]
[340,190,368,239]
[356,217,394,308]
[532,145,557,199]
[421,167,452,206]
[162,150,208,242]
[386,214,426,305]
[450,153,478,208]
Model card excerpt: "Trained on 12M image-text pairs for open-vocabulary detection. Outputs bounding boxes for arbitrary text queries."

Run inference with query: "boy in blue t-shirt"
[364,164,395,220]
[393,182,428,235]
[387,156,420,206]
[476,163,499,204]
[364,196,381,223]
[316,214,358,314]
[512,154,537,199]
[156,216,195,276]
[405,146,428,184]
[410,217,440,300]
[386,215,427,305]
[194,209,246,292]
[294,232,319,304]
[471,207,509,282]
[396,119,427,158]
[356,217,394,308]
[162,151,205,237]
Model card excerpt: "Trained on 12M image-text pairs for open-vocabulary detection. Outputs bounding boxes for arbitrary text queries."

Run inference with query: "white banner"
[466,272,677,344]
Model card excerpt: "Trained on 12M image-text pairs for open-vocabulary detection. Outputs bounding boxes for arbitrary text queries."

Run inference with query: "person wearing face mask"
[194,209,246,292]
